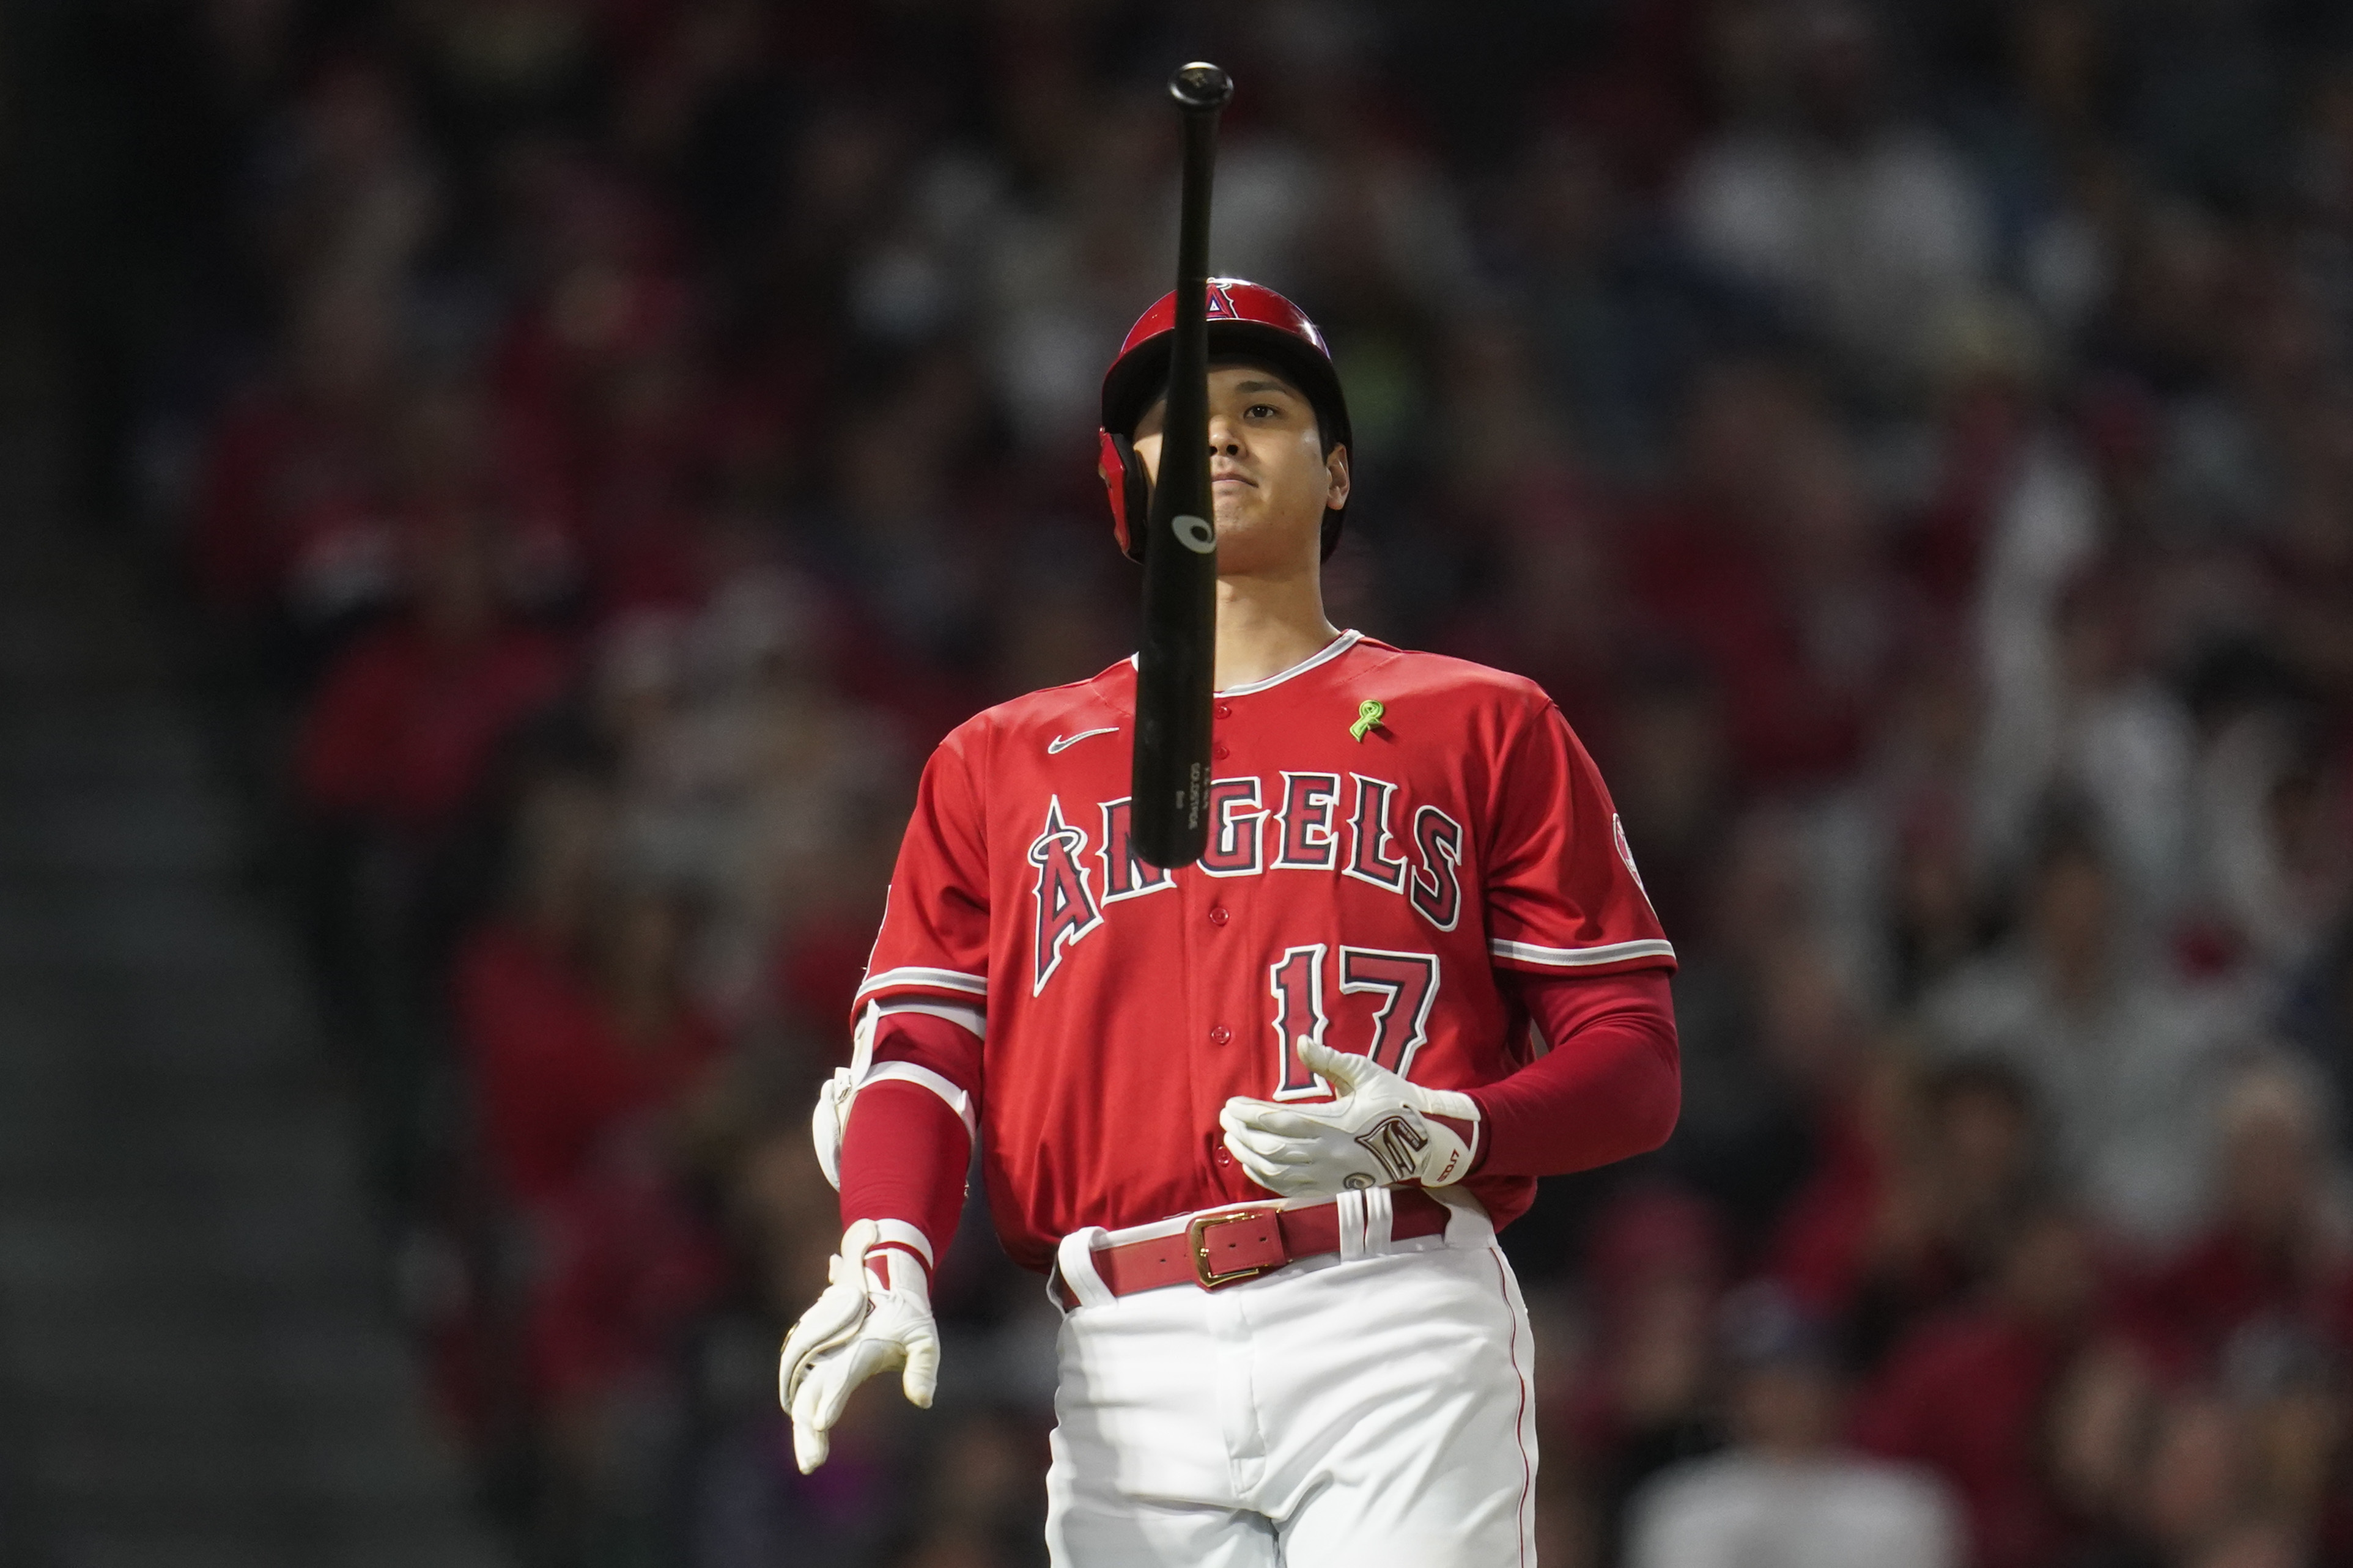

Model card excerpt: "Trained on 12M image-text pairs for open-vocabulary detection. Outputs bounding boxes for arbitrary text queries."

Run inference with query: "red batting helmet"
[1096,278,1352,563]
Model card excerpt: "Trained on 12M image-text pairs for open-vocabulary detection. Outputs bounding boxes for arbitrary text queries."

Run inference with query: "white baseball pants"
[1042,1191,1538,1567]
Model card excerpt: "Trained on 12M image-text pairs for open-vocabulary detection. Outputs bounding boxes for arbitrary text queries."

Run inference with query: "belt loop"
[1335,1188,1368,1261]
[1362,1185,1395,1254]
[1433,1188,1494,1248]
[1051,1227,1115,1309]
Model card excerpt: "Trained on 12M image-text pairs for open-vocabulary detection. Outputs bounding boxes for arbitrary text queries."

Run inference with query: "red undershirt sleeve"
[837,1010,983,1274]
[1466,968,1679,1177]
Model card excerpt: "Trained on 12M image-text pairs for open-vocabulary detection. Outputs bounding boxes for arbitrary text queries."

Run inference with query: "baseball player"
[782,279,1680,1565]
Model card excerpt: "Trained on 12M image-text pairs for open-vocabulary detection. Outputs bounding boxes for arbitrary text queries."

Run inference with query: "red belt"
[1054,1187,1453,1306]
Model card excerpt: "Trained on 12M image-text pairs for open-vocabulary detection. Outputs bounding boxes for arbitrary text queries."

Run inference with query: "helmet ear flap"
[1097,429,1151,562]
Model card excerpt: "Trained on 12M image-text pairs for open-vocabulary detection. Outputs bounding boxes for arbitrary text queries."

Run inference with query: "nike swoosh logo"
[1046,727,1119,754]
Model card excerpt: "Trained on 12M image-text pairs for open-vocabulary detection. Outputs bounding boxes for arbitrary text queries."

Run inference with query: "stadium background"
[6,0,2353,1563]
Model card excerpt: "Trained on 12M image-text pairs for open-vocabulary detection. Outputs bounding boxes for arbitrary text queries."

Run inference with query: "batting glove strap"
[777,1220,940,1474]
[1218,1040,1482,1198]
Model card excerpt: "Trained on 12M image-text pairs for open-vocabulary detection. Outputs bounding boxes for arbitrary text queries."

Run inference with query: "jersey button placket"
[1208,1024,1232,1047]
[1208,905,1229,927]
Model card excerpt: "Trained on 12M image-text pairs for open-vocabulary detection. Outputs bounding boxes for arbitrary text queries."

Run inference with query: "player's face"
[1131,364,1350,576]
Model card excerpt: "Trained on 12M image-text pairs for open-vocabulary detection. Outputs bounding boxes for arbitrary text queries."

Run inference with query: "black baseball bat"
[1131,61,1233,870]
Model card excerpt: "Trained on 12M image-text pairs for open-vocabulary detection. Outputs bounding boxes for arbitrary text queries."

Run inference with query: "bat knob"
[1169,62,1233,112]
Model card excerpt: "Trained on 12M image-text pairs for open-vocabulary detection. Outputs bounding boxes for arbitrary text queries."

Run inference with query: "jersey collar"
[1119,629,1364,699]
[1214,629,1362,697]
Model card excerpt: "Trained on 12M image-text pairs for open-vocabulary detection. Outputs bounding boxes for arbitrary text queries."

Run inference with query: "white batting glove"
[1219,1040,1480,1197]
[778,1219,940,1473]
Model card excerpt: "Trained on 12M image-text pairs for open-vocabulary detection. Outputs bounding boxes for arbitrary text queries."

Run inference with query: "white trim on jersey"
[1121,628,1364,694]
[855,965,989,1002]
[1488,937,1678,968]
[875,999,986,1040]
[1215,628,1363,697]
[859,1061,979,1143]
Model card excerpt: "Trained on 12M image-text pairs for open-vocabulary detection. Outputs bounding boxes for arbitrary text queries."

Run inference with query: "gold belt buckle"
[1188,1207,1282,1290]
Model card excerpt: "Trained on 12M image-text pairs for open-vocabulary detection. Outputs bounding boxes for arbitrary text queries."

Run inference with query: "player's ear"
[1323,444,1350,512]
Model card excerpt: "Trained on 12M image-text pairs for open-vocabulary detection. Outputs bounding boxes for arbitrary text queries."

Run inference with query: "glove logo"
[1353,1114,1429,1184]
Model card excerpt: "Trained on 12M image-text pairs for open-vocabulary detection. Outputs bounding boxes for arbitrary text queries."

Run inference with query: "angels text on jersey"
[1025,771,1466,999]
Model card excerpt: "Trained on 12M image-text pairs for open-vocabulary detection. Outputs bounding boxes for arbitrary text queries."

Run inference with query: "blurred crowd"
[107,0,2353,1564]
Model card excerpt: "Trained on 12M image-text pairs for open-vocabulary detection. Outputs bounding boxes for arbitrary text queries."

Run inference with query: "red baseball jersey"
[855,630,1674,1272]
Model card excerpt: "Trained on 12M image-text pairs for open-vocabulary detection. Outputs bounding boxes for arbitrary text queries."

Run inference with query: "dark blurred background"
[6,0,2353,1564]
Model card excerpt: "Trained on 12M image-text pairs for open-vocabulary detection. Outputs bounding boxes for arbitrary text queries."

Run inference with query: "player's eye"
[1246,402,1280,419]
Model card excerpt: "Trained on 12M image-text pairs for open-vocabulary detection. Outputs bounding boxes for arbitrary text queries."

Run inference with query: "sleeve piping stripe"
[1488,937,1677,968]
[859,1061,979,1143]
[855,965,988,1001]
[875,1000,986,1040]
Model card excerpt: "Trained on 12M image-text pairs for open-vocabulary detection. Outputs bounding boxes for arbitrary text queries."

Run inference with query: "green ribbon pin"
[1350,699,1385,742]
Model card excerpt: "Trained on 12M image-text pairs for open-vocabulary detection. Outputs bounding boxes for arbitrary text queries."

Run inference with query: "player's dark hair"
[1138,356,1342,458]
